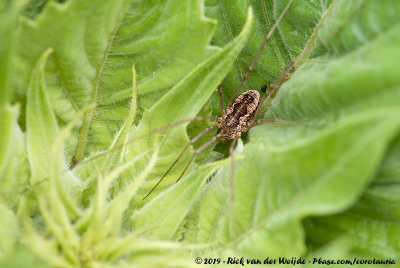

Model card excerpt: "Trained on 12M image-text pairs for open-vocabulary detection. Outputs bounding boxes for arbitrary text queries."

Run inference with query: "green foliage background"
[1,0,400,267]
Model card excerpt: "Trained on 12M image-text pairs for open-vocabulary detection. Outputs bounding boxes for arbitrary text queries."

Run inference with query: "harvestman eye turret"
[143,0,295,200]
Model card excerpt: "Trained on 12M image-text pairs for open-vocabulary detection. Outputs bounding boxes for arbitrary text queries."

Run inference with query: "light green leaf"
[72,65,137,184]
[0,0,27,106]
[132,159,229,240]
[26,48,60,182]
[15,0,219,164]
[304,136,400,259]
[0,245,51,268]
[15,0,132,163]
[108,64,137,162]
[0,0,30,210]
[0,202,19,255]
[5,0,400,266]
[0,113,29,209]
[26,48,83,219]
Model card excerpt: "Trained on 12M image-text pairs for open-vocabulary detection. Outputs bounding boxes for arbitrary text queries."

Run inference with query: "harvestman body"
[143,0,295,200]
[218,90,260,142]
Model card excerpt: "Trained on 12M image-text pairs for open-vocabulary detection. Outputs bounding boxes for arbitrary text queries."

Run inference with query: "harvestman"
[143,0,296,200]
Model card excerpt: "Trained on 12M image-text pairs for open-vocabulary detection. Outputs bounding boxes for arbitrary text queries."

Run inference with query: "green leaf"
[72,5,253,206]
[304,136,400,258]
[184,0,400,258]
[26,48,59,182]
[205,0,333,113]
[127,8,253,205]
[0,111,29,209]
[22,0,64,20]
[72,65,137,182]
[0,202,19,255]
[26,48,83,219]
[0,244,51,268]
[16,0,133,162]
[269,1,400,258]
[15,0,219,164]
[0,0,27,105]
[132,159,229,240]
[5,0,400,265]
[0,0,30,210]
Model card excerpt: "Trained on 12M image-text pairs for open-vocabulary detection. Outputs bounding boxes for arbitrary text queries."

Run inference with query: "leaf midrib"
[73,1,131,163]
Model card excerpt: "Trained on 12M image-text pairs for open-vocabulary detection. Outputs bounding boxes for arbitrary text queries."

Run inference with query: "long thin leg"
[228,0,294,106]
[253,118,300,127]
[229,138,238,213]
[143,124,219,200]
[253,59,296,121]
[253,118,277,126]
[71,116,218,169]
[218,84,224,115]
[175,133,223,183]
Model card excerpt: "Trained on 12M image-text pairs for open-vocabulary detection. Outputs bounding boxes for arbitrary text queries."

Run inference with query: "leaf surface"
[184,0,400,258]
[4,0,400,265]
[15,0,220,163]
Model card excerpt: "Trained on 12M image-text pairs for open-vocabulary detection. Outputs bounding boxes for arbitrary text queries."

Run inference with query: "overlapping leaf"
[15,0,220,164]
[184,0,400,259]
[0,0,32,263]
[20,47,196,268]
[3,0,400,266]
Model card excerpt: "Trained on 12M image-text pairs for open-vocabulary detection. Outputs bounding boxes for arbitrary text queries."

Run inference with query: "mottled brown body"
[217,90,260,142]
